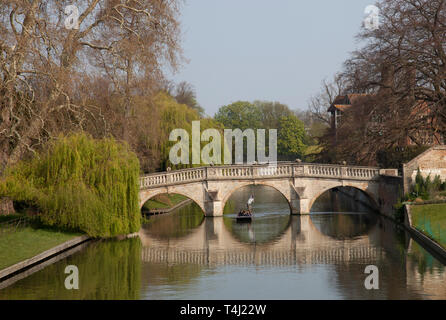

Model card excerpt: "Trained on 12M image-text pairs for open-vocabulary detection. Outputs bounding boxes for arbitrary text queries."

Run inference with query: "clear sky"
[168,0,376,116]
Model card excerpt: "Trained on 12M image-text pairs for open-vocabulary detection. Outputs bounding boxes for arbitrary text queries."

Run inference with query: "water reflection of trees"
[407,240,445,276]
[0,238,142,300]
[142,202,204,239]
[311,187,378,213]
[310,213,377,240]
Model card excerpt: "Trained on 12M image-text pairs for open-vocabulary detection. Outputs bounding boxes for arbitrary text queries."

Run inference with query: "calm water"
[0,186,445,300]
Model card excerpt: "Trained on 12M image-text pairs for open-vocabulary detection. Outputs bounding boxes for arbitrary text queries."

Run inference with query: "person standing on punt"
[247,194,254,212]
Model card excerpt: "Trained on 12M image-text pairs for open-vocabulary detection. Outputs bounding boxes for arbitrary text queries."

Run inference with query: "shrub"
[393,201,405,223]
[432,175,442,192]
[0,133,141,238]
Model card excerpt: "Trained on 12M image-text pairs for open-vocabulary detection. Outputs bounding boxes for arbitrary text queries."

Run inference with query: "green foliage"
[432,175,442,192]
[411,168,442,201]
[253,101,293,129]
[214,101,262,130]
[396,169,446,217]
[155,92,224,170]
[143,202,204,239]
[393,200,406,223]
[215,100,309,160]
[0,133,141,238]
[277,115,307,160]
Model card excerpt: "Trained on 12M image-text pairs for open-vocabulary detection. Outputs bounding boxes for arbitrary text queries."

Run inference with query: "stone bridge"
[139,162,402,217]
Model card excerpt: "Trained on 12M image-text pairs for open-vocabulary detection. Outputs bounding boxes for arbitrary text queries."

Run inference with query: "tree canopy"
[215,100,308,160]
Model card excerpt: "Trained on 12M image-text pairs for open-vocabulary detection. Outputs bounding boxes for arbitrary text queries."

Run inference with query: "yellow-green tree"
[0,134,140,238]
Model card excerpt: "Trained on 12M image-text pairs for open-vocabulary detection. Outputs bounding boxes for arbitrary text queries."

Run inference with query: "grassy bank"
[143,194,188,210]
[0,227,81,270]
[411,203,446,248]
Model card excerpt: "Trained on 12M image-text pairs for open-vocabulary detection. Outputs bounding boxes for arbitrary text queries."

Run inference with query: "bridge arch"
[220,181,295,214]
[139,184,206,214]
[308,183,379,213]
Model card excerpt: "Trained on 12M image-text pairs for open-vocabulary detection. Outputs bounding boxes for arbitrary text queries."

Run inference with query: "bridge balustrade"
[139,163,382,190]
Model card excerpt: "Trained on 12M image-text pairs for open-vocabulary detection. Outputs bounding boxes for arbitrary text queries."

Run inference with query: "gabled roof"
[327,104,351,112]
[403,145,446,168]
[328,93,371,112]
[328,93,431,115]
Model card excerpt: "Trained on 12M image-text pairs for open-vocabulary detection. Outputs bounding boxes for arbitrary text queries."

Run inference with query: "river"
[0,185,445,299]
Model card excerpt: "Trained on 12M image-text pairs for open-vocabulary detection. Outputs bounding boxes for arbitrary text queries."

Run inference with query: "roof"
[403,145,446,168]
[328,93,372,112]
[328,104,352,112]
[328,94,433,115]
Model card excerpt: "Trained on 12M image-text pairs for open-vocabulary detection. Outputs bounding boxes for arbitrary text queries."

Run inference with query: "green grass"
[0,227,81,270]
[143,194,188,210]
[411,203,446,248]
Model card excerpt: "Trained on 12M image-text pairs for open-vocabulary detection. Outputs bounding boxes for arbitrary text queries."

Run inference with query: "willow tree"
[0,0,183,170]
[0,134,141,238]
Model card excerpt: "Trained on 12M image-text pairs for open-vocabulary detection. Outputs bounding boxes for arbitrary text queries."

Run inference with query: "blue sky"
[168,0,376,116]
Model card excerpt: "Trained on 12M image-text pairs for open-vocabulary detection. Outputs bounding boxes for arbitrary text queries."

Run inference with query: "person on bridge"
[247,194,254,211]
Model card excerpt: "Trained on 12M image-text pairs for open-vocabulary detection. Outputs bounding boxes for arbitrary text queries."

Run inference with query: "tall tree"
[277,115,307,160]
[253,101,293,129]
[173,81,204,116]
[0,0,183,170]
[308,75,345,126]
[313,0,446,165]
[214,101,262,130]
[341,0,446,143]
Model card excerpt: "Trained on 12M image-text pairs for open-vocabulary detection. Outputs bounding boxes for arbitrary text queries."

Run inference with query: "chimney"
[379,62,394,95]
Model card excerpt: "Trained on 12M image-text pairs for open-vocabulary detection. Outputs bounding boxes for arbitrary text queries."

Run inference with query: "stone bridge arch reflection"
[139,211,382,266]
[222,185,293,244]
[310,186,379,214]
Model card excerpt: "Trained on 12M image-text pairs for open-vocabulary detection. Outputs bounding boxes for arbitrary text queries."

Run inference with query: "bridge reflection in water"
[138,186,445,300]
[140,215,383,267]
[140,184,383,267]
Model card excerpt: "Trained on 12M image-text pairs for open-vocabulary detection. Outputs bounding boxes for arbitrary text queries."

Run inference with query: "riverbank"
[404,204,446,261]
[142,194,192,215]
[0,227,83,272]
[410,203,446,247]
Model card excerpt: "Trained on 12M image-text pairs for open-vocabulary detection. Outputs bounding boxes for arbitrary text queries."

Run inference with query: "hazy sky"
[168,0,376,116]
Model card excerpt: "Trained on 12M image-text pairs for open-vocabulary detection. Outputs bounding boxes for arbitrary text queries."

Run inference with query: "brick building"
[403,145,446,194]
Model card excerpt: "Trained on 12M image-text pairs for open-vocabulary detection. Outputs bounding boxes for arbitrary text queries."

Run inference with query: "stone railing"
[141,246,382,266]
[140,163,383,190]
[140,167,205,189]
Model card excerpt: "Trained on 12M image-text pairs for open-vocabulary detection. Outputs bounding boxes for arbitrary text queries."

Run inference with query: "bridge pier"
[292,198,311,215]
[204,199,224,217]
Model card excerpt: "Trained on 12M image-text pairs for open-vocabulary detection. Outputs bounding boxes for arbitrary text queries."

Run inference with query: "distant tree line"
[214,100,309,161]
